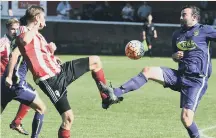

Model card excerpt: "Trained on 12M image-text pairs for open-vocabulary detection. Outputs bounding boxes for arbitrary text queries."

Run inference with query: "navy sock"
[114,72,147,97]
[186,122,200,138]
[31,112,44,138]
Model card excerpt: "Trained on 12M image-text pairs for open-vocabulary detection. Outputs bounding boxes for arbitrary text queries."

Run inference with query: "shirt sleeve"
[142,23,147,31]
[172,31,178,53]
[205,25,216,41]
[152,23,156,31]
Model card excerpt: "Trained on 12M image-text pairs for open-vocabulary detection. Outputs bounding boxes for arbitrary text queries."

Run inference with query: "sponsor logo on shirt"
[177,40,197,51]
[193,30,199,36]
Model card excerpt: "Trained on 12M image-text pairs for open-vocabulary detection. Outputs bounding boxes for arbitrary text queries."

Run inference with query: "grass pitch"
[1,55,216,138]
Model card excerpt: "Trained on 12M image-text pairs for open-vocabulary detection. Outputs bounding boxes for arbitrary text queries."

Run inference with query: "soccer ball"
[125,40,145,60]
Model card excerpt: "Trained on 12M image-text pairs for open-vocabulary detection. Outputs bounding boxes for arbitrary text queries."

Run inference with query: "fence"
[1,16,215,57]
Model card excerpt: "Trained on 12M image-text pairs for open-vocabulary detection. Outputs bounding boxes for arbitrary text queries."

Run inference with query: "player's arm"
[171,31,183,62]
[154,29,157,38]
[55,56,62,65]
[142,24,147,40]
[152,24,157,38]
[205,25,216,41]
[172,51,183,62]
[5,47,21,87]
[46,42,61,64]
[142,31,146,40]
[16,23,39,46]
[46,42,57,55]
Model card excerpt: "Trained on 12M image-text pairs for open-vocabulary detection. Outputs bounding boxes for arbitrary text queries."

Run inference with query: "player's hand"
[154,35,157,39]
[55,56,62,65]
[172,51,184,61]
[143,36,146,40]
[148,45,152,49]
[48,42,57,54]
[5,77,13,88]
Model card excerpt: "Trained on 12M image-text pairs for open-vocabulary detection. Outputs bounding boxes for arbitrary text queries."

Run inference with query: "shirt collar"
[4,34,12,41]
[181,23,199,32]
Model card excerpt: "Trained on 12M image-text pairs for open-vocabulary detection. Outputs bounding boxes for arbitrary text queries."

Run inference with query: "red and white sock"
[13,104,30,125]
[91,69,108,99]
[58,127,70,138]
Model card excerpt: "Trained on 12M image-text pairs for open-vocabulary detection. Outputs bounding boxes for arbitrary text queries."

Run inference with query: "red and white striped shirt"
[18,26,61,83]
[0,26,28,76]
[0,35,11,76]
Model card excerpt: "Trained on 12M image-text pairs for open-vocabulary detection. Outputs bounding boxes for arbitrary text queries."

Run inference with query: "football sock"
[13,104,30,125]
[114,72,147,97]
[58,127,70,138]
[92,69,108,99]
[186,122,200,138]
[31,112,44,138]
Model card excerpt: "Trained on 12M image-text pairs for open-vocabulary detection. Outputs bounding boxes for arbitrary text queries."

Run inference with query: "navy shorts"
[1,80,36,110]
[161,67,208,111]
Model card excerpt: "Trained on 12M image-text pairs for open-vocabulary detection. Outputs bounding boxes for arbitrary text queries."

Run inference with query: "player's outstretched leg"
[10,104,30,135]
[114,67,164,97]
[29,94,46,138]
[89,56,121,109]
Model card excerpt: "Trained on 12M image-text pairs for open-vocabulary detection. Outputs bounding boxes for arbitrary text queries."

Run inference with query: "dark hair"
[181,5,200,21]
[24,5,44,22]
[6,18,20,29]
[19,15,27,26]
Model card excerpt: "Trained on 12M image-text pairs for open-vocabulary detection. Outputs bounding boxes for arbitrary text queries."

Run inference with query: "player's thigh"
[29,93,46,114]
[61,57,90,85]
[146,36,152,46]
[160,67,181,91]
[143,67,165,85]
[13,81,37,106]
[55,94,71,116]
[180,79,208,112]
[88,55,102,71]
[38,79,71,115]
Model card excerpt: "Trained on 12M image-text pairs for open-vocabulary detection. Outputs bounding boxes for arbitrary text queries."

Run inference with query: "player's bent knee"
[89,55,101,63]
[142,67,164,83]
[142,67,150,74]
[181,116,193,127]
[40,104,46,114]
[61,110,74,128]
[142,67,154,79]
[30,95,46,114]
[35,104,46,114]
[181,109,194,127]
[89,55,102,71]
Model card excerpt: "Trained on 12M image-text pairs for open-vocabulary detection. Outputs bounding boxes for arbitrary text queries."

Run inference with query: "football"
[125,40,145,60]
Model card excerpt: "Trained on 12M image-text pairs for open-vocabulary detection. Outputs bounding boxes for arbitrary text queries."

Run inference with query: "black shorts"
[38,57,90,114]
[146,36,152,46]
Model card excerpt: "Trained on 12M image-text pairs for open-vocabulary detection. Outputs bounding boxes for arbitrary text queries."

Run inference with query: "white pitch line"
[200,125,216,138]
[200,131,213,138]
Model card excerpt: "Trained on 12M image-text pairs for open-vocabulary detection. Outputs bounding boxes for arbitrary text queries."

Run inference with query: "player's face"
[148,15,152,22]
[180,8,196,27]
[7,23,19,38]
[38,12,46,30]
